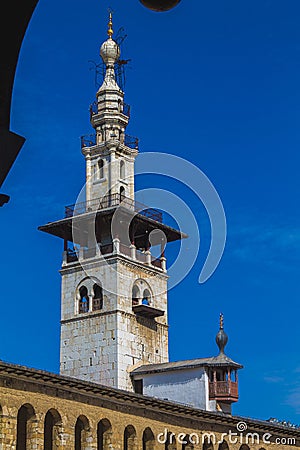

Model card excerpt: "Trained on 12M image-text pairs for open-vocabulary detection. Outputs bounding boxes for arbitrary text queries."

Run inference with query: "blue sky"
[1,0,300,425]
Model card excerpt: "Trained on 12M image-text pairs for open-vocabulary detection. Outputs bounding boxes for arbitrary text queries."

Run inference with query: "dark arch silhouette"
[0,1,181,206]
[0,1,39,205]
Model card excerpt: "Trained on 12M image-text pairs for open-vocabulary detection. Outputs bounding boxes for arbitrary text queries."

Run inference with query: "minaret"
[38,14,186,391]
[83,13,136,204]
[207,313,243,414]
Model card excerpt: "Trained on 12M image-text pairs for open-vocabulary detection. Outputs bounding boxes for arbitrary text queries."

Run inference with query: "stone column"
[113,237,120,254]
[62,250,68,266]
[130,243,136,260]
[0,409,18,450]
[79,246,85,261]
[86,155,92,202]
[145,250,151,266]
[27,413,44,448]
[60,423,75,449]
[161,256,167,272]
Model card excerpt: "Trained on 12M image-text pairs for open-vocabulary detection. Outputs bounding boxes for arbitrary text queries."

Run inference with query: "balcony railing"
[81,133,97,148]
[65,193,163,223]
[65,243,163,270]
[124,134,138,149]
[208,381,238,401]
[66,244,114,264]
[80,132,138,150]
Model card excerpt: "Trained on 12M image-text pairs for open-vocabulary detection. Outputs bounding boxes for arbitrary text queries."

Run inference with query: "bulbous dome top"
[100,38,120,66]
[216,313,228,354]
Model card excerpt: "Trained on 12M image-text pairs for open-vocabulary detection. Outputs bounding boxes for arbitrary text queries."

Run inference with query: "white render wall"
[139,367,208,409]
[60,255,169,390]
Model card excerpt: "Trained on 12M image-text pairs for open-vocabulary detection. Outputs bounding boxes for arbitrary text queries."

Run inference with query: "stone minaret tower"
[39,14,185,391]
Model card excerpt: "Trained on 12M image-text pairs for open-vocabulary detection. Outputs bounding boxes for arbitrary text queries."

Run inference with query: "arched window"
[132,285,140,306]
[75,415,89,450]
[142,288,151,305]
[79,286,89,313]
[218,441,229,450]
[182,435,194,449]
[97,419,112,450]
[239,446,250,450]
[142,427,155,450]
[93,283,103,311]
[120,186,125,202]
[44,409,62,450]
[120,160,125,179]
[165,432,177,449]
[16,404,36,450]
[203,437,214,450]
[98,159,104,179]
[124,425,137,450]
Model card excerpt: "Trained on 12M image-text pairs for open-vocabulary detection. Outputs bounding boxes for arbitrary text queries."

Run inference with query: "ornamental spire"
[216,312,228,355]
[99,12,121,90]
[220,312,224,329]
[107,12,113,39]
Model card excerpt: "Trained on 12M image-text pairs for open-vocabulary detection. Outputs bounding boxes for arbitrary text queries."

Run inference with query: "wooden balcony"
[208,381,239,402]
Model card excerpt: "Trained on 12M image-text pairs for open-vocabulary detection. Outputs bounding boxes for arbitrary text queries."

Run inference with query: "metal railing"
[124,134,138,149]
[80,132,138,150]
[65,193,163,223]
[81,134,97,148]
[66,243,162,270]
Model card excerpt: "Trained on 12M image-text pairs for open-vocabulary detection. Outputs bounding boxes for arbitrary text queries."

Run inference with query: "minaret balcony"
[132,296,164,319]
[65,243,164,271]
[64,193,163,223]
[80,132,139,150]
[208,380,239,402]
[132,303,164,319]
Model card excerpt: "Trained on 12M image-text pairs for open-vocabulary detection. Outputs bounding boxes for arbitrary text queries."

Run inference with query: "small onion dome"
[100,38,120,66]
[216,312,228,354]
[139,0,181,12]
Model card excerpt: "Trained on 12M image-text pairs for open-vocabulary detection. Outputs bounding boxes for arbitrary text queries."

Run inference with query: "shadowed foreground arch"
[0,0,39,204]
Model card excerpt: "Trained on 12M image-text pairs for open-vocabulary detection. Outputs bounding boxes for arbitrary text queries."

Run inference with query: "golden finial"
[219,312,224,329]
[107,12,113,39]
